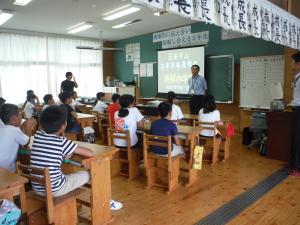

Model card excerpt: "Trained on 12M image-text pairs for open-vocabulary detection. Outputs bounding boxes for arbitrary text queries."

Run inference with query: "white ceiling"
[0,0,284,41]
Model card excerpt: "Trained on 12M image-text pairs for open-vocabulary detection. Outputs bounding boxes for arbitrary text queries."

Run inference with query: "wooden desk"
[0,168,28,214]
[76,113,96,128]
[76,105,93,114]
[68,142,118,225]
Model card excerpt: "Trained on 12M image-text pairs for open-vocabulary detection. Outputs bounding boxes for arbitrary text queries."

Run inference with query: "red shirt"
[107,103,120,124]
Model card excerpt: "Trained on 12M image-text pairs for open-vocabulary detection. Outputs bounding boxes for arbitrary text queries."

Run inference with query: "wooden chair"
[108,128,142,179]
[16,163,86,225]
[217,120,232,162]
[193,120,220,165]
[92,111,111,144]
[143,133,182,194]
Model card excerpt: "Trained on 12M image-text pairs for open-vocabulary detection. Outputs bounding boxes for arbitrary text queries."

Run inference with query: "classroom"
[0,0,300,224]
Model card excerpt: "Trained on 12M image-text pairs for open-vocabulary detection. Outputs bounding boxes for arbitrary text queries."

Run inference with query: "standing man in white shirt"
[188,65,207,115]
[289,52,300,176]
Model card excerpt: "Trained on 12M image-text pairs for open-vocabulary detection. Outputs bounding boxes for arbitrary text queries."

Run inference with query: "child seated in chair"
[107,94,120,125]
[24,93,40,119]
[0,103,36,172]
[30,105,123,210]
[93,92,107,114]
[59,92,81,133]
[198,95,222,138]
[114,94,144,148]
[150,102,184,157]
[43,94,55,110]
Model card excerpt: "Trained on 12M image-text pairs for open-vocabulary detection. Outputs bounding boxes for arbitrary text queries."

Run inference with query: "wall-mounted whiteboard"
[240,55,284,109]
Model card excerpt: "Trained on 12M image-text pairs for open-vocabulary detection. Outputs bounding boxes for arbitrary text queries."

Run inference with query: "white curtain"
[0,33,103,104]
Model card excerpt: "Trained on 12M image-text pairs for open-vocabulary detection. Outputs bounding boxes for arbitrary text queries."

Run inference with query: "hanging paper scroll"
[214,0,221,26]
[232,0,249,34]
[219,0,233,30]
[261,1,272,41]
[271,7,282,45]
[249,0,261,38]
[291,17,298,49]
[281,12,290,47]
[167,0,193,17]
[297,26,300,50]
[193,0,216,24]
[132,0,165,9]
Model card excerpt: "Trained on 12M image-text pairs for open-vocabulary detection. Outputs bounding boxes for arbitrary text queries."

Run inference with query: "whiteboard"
[240,55,284,109]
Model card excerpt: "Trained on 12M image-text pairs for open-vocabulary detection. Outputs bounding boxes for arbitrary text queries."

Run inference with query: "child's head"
[66,72,73,80]
[167,91,176,105]
[43,94,54,105]
[96,92,105,101]
[27,93,36,103]
[58,92,72,104]
[40,105,67,134]
[71,91,78,100]
[0,97,6,106]
[0,104,22,126]
[112,94,120,104]
[292,52,300,72]
[118,94,134,118]
[158,102,172,119]
[203,95,216,113]
[27,90,34,96]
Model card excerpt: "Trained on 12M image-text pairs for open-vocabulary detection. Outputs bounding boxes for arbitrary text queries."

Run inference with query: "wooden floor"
[78,134,300,225]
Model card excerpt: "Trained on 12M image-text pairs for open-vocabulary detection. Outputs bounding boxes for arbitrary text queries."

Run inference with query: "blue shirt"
[149,119,178,155]
[188,75,207,95]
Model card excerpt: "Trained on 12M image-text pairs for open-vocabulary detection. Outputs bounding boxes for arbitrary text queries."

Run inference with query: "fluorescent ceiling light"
[103,6,141,21]
[154,11,169,16]
[112,19,142,29]
[67,22,93,34]
[13,0,32,6]
[0,10,14,26]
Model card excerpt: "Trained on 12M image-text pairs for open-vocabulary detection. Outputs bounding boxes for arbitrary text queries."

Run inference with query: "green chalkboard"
[206,55,234,103]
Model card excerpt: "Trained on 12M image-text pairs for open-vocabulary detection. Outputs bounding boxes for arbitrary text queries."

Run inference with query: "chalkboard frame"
[207,55,234,104]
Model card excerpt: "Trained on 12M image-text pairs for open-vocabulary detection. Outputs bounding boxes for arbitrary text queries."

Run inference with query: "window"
[0,33,103,104]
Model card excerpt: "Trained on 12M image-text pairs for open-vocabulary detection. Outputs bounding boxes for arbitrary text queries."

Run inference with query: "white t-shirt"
[114,107,144,147]
[0,124,29,172]
[93,100,108,114]
[198,109,221,137]
[69,99,76,110]
[24,102,35,118]
[171,104,184,121]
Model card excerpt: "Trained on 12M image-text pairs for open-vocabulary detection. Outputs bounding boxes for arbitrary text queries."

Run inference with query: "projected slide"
[157,46,205,95]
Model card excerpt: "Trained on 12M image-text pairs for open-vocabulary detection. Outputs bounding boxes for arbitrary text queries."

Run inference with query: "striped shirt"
[30,130,78,193]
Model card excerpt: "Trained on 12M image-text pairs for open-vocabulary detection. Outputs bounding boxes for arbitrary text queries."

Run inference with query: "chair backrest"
[107,128,131,151]
[143,133,172,172]
[16,162,54,224]
[193,120,217,137]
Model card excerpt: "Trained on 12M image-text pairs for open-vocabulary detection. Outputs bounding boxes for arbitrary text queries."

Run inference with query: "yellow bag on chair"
[193,145,204,170]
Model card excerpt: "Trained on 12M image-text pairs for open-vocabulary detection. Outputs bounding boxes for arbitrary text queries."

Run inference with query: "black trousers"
[189,95,205,115]
[290,107,300,170]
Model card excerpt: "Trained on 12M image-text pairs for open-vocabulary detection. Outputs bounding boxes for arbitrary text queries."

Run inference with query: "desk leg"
[19,186,28,214]
[90,157,113,225]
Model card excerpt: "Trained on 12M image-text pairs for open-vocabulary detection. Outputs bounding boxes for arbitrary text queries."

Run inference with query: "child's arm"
[20,118,37,137]
[173,135,181,146]
[71,111,78,119]
[137,120,144,129]
[74,146,93,157]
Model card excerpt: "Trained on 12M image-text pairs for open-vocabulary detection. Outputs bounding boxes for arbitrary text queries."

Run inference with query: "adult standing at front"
[289,52,300,176]
[188,65,207,115]
[61,72,78,93]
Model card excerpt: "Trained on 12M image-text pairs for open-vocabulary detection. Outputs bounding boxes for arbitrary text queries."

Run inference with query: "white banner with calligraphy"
[290,16,298,49]
[298,26,300,50]
[233,0,249,34]
[261,1,272,42]
[271,7,282,45]
[219,0,233,30]
[161,31,209,48]
[192,0,216,24]
[281,12,290,46]
[153,25,191,42]
[166,0,193,18]
[132,0,165,9]
[249,0,261,38]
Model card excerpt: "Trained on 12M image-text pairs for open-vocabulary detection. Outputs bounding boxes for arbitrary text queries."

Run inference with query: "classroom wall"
[114,22,284,97]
